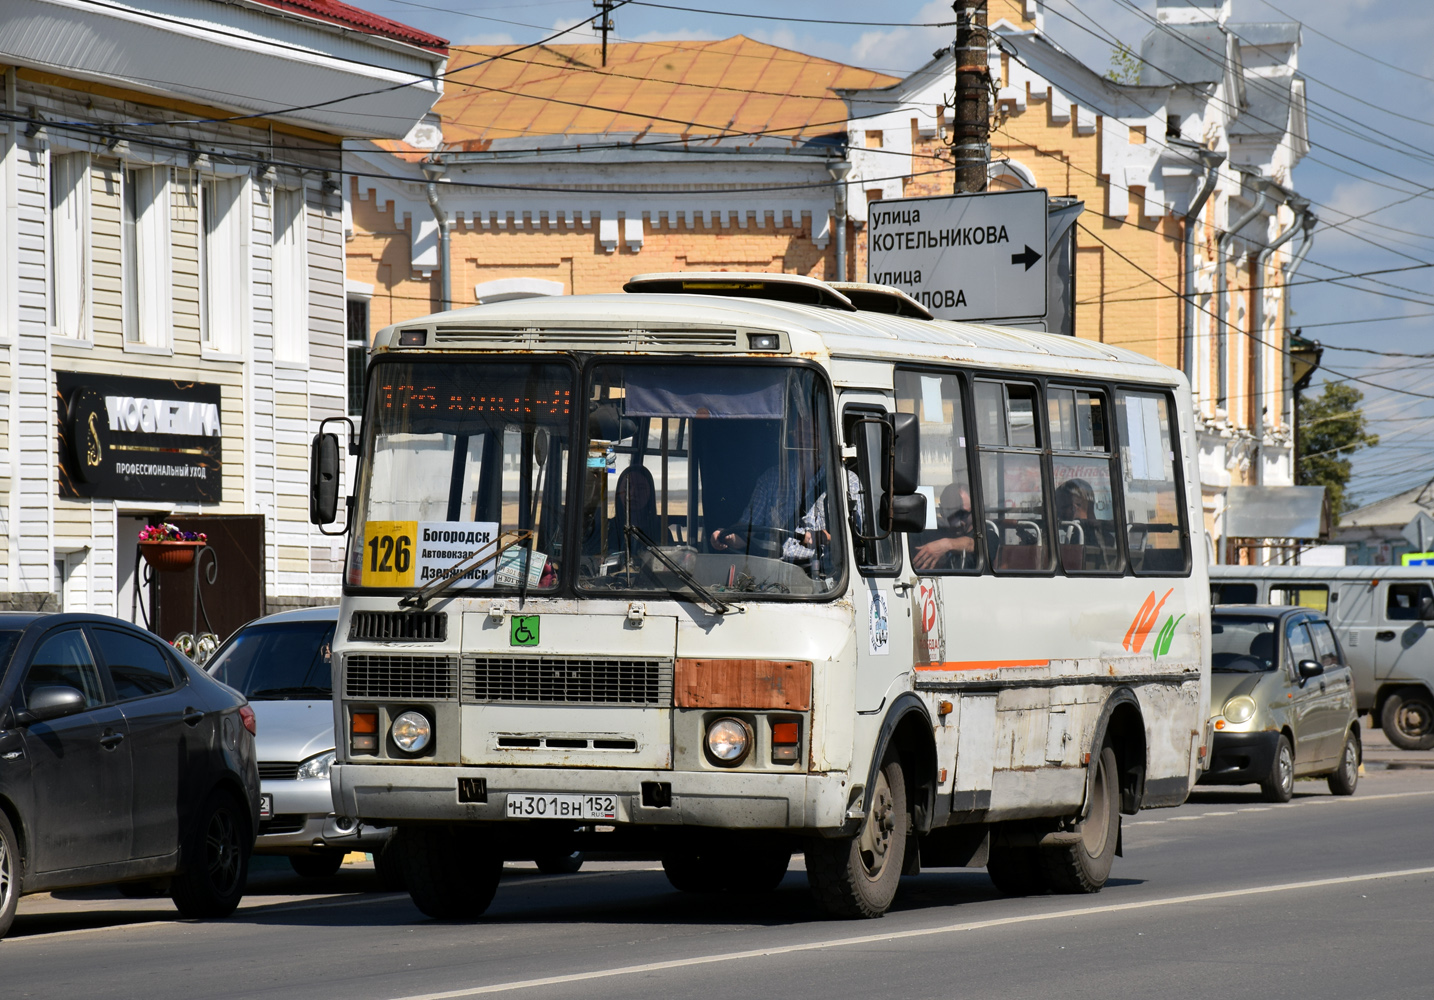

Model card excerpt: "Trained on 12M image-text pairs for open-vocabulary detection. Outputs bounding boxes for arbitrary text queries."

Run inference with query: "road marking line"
[384,866,1434,1000]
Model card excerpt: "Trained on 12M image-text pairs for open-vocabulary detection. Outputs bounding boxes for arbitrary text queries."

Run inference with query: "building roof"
[436,36,898,149]
[240,0,448,54]
[1340,483,1434,530]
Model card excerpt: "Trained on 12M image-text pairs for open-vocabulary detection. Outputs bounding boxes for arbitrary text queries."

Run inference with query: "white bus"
[310,273,1210,919]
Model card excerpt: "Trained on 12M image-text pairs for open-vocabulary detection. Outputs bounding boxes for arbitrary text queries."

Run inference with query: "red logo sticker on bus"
[1123,588,1174,654]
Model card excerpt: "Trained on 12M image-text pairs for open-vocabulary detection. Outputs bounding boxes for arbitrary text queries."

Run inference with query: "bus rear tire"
[1041,746,1120,894]
[805,754,907,919]
[398,825,502,920]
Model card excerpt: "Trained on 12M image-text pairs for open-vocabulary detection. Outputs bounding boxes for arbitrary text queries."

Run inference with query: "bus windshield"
[349,359,575,594]
[578,362,843,598]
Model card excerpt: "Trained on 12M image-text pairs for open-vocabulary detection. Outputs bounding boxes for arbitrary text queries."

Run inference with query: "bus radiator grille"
[462,656,673,706]
[345,654,460,700]
[348,611,448,642]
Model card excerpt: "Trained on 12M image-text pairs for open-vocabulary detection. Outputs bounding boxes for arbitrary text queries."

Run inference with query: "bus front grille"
[346,654,459,700]
[349,611,447,642]
[462,656,673,706]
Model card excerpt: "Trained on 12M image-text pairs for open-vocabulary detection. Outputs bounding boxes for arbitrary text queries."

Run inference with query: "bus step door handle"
[1376,631,1397,641]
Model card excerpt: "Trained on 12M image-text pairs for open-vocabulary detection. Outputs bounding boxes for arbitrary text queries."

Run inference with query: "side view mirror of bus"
[882,492,928,533]
[891,411,920,496]
[310,432,341,525]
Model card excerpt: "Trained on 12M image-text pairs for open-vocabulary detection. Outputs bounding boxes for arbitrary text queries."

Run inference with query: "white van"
[1209,565,1434,750]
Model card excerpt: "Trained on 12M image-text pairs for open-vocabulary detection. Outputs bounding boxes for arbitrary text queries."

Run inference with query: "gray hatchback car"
[206,607,393,877]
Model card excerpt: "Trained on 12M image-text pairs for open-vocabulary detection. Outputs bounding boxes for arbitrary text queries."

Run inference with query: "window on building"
[272,185,308,364]
[50,152,90,339]
[201,176,244,354]
[346,297,369,417]
[865,131,883,148]
[122,165,171,346]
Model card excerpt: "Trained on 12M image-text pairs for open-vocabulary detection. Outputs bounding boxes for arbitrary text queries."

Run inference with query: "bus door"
[1376,579,1434,684]
[1330,579,1379,706]
[842,395,915,714]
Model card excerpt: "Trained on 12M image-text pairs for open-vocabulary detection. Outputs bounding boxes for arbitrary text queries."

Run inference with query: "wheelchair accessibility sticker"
[510,615,541,647]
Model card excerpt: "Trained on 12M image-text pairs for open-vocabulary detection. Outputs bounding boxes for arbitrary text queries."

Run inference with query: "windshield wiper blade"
[625,525,737,615]
[399,529,533,610]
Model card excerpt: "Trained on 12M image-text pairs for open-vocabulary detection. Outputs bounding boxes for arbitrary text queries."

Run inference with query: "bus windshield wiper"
[399,529,534,610]
[624,525,738,615]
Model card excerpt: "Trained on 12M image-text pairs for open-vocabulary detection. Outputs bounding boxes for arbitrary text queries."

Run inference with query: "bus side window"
[1271,584,1329,613]
[975,379,1051,573]
[1387,583,1434,621]
[1048,385,1124,575]
[1213,582,1258,604]
[894,369,982,574]
[843,407,901,576]
[1115,389,1189,575]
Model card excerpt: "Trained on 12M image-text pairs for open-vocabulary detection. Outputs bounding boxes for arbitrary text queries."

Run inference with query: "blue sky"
[365,0,1434,509]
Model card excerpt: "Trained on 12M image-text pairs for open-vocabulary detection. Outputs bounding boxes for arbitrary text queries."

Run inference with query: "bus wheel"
[662,850,727,892]
[1381,687,1434,750]
[986,845,1046,896]
[805,754,907,918]
[398,825,502,920]
[729,846,792,894]
[1042,746,1120,893]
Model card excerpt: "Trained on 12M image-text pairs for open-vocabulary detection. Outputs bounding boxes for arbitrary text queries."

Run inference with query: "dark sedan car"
[0,613,260,939]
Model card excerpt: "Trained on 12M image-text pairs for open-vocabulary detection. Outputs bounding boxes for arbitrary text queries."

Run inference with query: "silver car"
[206,607,394,878]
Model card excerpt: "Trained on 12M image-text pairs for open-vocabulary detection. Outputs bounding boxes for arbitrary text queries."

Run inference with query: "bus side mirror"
[310,432,341,525]
[891,411,920,496]
[882,492,928,533]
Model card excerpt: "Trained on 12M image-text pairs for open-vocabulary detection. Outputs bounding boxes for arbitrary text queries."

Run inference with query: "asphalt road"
[7,761,1434,1000]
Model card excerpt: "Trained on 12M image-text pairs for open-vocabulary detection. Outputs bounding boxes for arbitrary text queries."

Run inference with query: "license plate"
[504,792,618,821]
[259,793,273,820]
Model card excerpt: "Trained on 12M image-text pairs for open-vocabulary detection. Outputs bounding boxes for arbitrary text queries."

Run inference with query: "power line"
[626,2,956,28]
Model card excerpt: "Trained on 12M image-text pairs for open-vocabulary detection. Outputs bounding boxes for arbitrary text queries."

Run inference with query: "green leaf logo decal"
[1152,613,1185,660]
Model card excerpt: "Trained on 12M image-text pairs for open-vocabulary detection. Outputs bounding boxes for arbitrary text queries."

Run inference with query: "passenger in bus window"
[911,483,998,571]
[587,465,673,560]
[710,421,826,560]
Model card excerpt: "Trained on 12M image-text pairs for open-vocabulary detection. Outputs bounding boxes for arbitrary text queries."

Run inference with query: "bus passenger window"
[895,370,982,573]
[976,380,1051,572]
[1048,386,1124,574]
[1270,584,1329,614]
[1212,582,1259,605]
[1116,390,1188,575]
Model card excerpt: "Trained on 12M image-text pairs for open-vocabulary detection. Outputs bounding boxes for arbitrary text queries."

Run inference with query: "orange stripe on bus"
[914,659,1051,671]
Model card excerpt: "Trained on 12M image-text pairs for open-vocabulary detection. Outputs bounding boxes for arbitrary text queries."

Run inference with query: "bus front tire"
[805,754,907,919]
[661,845,790,893]
[398,825,502,920]
[1381,688,1434,750]
[1041,746,1120,894]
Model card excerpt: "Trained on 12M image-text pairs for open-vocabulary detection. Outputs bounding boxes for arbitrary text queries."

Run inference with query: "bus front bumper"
[333,762,855,833]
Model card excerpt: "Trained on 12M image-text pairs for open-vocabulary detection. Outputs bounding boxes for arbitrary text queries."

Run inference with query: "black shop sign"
[57,371,223,503]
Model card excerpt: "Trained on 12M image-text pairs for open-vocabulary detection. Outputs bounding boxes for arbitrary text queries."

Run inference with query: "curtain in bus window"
[1116,390,1186,575]
[975,380,1051,572]
[623,366,786,419]
[1048,387,1124,574]
[895,370,982,573]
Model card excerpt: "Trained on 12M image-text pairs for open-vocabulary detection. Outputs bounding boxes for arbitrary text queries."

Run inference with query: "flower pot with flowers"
[138,523,209,573]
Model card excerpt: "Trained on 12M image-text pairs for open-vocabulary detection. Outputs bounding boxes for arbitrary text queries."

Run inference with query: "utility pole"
[593,0,614,67]
[952,1,990,193]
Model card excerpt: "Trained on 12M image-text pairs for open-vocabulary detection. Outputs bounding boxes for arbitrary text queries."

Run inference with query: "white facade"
[0,0,444,620]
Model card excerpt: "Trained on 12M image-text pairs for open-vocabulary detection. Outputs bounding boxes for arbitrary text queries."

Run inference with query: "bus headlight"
[705,717,752,766]
[1222,696,1256,725]
[391,711,432,753]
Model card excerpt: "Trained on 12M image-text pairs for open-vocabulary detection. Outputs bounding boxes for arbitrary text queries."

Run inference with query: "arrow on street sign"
[1010,245,1042,271]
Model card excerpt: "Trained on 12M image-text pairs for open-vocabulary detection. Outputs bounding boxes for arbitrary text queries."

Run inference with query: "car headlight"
[1223,695,1257,725]
[296,750,336,781]
[705,717,752,766]
[391,711,432,753]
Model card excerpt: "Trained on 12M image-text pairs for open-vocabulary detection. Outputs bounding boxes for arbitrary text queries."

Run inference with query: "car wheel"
[1381,688,1434,751]
[805,753,907,918]
[535,850,585,875]
[397,824,501,920]
[0,810,19,941]
[290,851,345,878]
[1327,731,1361,796]
[171,789,250,919]
[1042,745,1121,894]
[986,844,1047,896]
[1260,736,1295,803]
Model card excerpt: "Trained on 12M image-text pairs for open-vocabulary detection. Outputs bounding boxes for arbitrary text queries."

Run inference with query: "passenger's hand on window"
[911,535,973,570]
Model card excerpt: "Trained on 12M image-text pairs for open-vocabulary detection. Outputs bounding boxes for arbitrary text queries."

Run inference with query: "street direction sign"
[1402,511,1434,551]
[866,187,1048,322]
